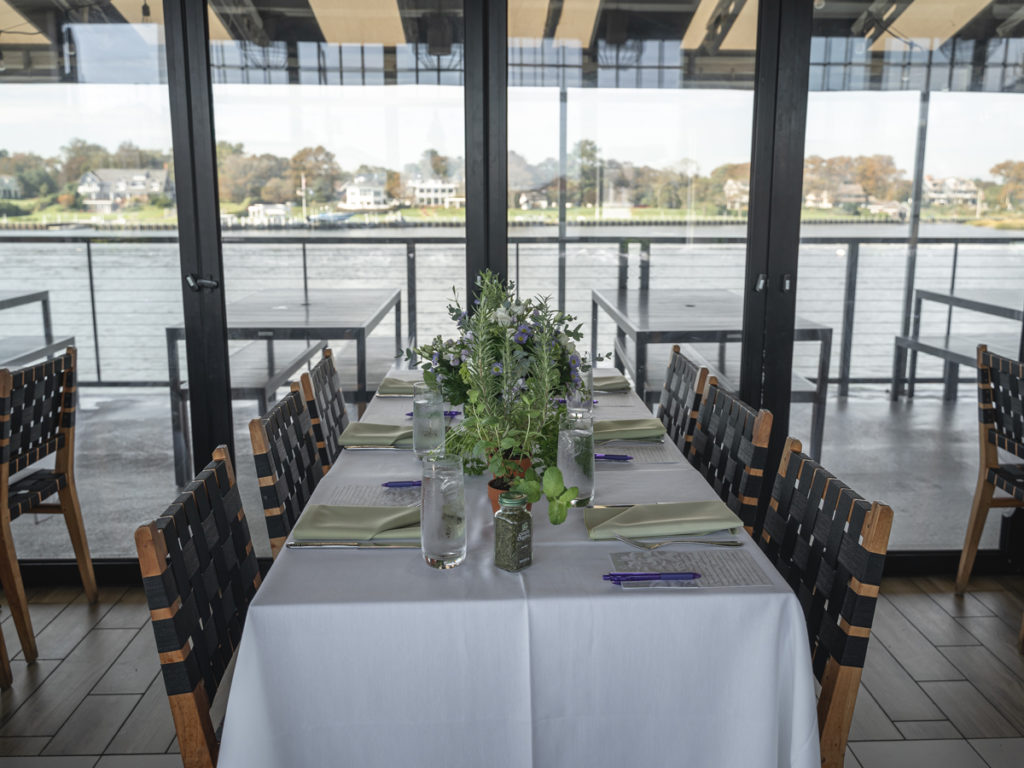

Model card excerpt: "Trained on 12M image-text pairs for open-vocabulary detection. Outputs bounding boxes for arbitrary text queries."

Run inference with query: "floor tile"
[850,687,902,741]
[893,720,961,740]
[850,739,988,768]
[43,695,140,756]
[861,640,944,721]
[0,758,98,767]
[0,736,50,756]
[938,646,1024,734]
[845,747,862,768]
[872,597,964,682]
[919,681,1019,739]
[967,737,1024,768]
[95,756,183,768]
[912,577,992,619]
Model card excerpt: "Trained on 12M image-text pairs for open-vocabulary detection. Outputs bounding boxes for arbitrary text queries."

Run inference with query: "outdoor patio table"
[0,288,74,367]
[166,288,401,484]
[216,383,820,768]
[591,288,832,459]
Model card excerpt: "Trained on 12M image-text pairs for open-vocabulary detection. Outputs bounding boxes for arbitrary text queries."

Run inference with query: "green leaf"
[542,466,564,499]
[499,436,517,451]
[422,369,437,388]
[548,498,568,525]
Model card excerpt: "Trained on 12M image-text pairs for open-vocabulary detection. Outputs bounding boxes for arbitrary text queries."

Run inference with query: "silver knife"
[287,540,420,549]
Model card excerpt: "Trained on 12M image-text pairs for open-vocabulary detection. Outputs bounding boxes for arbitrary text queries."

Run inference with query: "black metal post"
[164,0,234,475]
[464,0,508,297]
[558,83,567,312]
[85,241,102,382]
[406,242,417,347]
[839,241,859,397]
[742,0,813,511]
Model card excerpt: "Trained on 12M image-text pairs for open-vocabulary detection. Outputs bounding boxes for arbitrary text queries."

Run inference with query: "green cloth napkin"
[594,418,666,442]
[592,373,631,392]
[339,422,414,448]
[376,376,420,395]
[584,500,742,540]
[292,504,421,542]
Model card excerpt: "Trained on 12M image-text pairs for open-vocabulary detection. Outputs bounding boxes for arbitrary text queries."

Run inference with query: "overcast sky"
[2,82,1023,181]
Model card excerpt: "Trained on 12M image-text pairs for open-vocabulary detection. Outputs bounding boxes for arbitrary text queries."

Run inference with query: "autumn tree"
[990,160,1024,210]
[289,146,342,203]
[0,151,58,196]
[59,139,111,187]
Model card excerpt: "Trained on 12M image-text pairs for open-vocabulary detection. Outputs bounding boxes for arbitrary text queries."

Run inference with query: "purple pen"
[595,453,632,462]
[603,572,701,583]
[381,480,422,488]
[406,410,461,417]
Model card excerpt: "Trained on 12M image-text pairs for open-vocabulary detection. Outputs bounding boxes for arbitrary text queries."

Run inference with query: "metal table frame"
[591,288,832,460]
[166,289,402,485]
[0,289,75,367]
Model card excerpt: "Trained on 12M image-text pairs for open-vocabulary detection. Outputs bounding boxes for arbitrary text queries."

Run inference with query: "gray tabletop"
[914,288,1024,321]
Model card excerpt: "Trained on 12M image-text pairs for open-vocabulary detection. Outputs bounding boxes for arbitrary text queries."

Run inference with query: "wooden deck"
[0,575,1022,766]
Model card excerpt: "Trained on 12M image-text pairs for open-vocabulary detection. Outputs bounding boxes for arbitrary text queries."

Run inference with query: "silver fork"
[612,533,743,550]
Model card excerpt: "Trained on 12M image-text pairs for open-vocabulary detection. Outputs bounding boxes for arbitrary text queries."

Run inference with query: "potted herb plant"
[410,270,584,524]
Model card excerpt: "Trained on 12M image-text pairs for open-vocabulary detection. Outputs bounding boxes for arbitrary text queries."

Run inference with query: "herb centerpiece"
[410,270,584,523]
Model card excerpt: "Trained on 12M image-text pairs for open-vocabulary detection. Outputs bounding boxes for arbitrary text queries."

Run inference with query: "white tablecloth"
[219,395,820,768]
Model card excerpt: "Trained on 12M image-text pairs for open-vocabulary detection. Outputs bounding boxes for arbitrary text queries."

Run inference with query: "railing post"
[406,241,417,347]
[839,241,859,397]
[617,241,628,291]
[639,240,650,294]
[945,241,959,339]
[302,242,309,305]
[85,240,102,382]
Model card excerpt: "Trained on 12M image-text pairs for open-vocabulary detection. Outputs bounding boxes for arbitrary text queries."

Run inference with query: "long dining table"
[217,372,821,768]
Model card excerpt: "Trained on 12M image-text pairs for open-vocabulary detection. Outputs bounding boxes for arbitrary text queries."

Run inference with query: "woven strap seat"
[760,437,893,767]
[136,447,260,768]
[657,345,707,452]
[7,469,68,520]
[687,381,772,532]
[250,388,321,557]
[300,348,350,475]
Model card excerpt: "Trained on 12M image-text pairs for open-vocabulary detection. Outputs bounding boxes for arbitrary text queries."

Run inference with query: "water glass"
[420,455,467,569]
[566,359,594,416]
[412,382,445,457]
[557,413,595,507]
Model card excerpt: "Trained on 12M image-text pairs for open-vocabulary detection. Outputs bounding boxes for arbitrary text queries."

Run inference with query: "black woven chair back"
[760,439,892,679]
[0,350,75,473]
[658,345,707,451]
[688,381,772,530]
[758,437,892,767]
[301,348,350,473]
[249,389,321,556]
[135,447,260,768]
[979,347,1024,459]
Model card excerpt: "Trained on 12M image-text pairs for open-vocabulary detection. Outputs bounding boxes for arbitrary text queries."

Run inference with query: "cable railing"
[2,230,1023,393]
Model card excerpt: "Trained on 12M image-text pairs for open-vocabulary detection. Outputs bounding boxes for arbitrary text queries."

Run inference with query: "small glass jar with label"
[494,491,532,572]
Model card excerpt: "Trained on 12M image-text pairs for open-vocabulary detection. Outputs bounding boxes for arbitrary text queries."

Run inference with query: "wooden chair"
[759,437,894,768]
[299,347,351,475]
[0,347,96,663]
[956,345,1024,594]
[249,389,321,557]
[135,446,261,768]
[0,617,11,689]
[657,344,708,452]
[685,380,773,532]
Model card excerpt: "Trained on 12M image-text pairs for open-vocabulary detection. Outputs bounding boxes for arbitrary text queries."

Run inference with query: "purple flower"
[431,351,439,366]
[569,352,581,369]
[513,323,532,344]
[491,363,503,376]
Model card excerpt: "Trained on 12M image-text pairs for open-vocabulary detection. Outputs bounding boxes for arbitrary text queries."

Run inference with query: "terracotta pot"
[487,471,533,514]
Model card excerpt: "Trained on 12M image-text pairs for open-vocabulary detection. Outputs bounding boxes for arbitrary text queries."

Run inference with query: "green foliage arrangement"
[410,270,587,524]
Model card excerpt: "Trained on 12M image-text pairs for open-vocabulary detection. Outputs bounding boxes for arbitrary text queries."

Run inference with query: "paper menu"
[321,483,420,508]
[609,549,773,588]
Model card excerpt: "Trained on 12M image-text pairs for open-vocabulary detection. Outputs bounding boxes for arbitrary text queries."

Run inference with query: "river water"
[2,221,1022,386]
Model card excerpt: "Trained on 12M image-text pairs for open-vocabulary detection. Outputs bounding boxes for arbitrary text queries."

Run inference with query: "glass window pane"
[796,0,1024,551]
[508,0,759,407]
[0,6,186,558]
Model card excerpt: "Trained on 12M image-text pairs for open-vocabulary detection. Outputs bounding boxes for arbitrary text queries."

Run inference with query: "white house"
[923,176,979,207]
[246,203,290,225]
[77,168,174,213]
[343,183,388,209]
[409,179,460,207]
[0,175,22,199]
[804,190,832,209]
[723,179,749,211]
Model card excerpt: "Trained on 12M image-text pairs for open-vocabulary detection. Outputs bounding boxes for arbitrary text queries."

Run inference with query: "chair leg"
[0,618,12,689]
[0,519,36,662]
[58,479,97,603]
[955,475,994,595]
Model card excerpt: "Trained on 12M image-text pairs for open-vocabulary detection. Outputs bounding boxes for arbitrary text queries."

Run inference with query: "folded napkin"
[592,373,631,392]
[584,500,742,540]
[292,504,421,542]
[594,418,666,442]
[339,422,414,448]
[377,376,421,395]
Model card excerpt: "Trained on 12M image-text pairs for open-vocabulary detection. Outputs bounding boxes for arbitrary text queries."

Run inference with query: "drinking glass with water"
[421,455,466,569]
[566,356,594,416]
[558,412,595,507]
[412,382,445,457]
